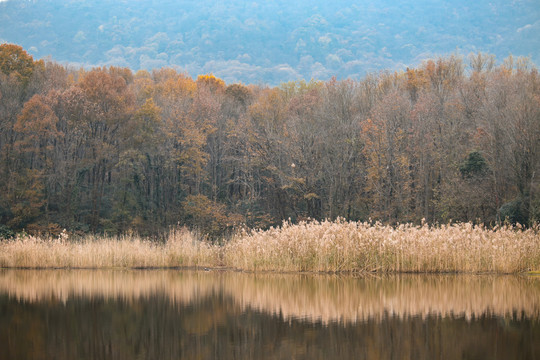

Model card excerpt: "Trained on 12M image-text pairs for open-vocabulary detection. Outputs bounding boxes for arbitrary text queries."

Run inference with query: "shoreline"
[1,220,539,274]
[1,266,539,276]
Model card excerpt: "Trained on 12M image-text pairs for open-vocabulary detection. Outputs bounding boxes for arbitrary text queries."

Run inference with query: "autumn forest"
[0,44,539,238]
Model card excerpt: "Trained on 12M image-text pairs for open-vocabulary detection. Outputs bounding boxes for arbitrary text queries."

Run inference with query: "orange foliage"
[197,73,225,92]
[406,67,428,101]
[15,95,61,143]
[0,43,35,84]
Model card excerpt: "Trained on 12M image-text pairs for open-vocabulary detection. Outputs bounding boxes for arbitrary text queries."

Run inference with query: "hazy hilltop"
[1,0,539,84]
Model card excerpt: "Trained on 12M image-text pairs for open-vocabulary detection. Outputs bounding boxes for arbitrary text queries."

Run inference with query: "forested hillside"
[1,0,539,84]
[0,44,539,237]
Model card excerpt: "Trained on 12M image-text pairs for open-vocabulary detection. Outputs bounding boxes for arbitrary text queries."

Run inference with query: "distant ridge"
[1,0,539,84]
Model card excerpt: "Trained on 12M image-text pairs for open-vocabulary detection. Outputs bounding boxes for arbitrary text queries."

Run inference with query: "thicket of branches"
[1,44,539,237]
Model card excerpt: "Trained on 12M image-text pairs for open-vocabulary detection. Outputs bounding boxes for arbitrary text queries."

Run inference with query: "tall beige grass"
[1,220,539,273]
[223,219,540,273]
[0,228,219,269]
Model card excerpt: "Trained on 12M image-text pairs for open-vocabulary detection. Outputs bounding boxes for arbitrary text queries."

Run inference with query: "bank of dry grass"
[0,228,219,269]
[223,219,540,273]
[1,220,539,273]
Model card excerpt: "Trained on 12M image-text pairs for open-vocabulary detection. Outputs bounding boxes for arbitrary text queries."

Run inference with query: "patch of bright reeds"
[1,220,539,273]
[223,219,540,273]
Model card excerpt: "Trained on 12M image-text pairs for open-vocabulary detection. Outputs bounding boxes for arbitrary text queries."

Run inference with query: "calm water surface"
[0,269,539,360]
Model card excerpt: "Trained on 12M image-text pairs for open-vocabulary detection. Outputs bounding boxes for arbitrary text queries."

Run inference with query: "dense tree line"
[0,44,539,237]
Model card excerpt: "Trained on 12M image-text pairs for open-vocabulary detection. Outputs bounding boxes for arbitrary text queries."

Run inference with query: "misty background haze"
[1,0,538,84]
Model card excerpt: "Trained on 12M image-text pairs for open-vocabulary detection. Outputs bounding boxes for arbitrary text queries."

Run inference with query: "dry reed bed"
[223,219,540,273]
[1,220,539,273]
[0,228,219,269]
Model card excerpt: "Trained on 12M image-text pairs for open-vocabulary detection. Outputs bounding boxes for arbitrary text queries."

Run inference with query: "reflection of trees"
[0,291,539,360]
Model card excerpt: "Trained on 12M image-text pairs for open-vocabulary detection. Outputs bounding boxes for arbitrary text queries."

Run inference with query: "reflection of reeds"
[223,273,540,323]
[1,220,539,273]
[0,270,220,304]
[1,270,539,324]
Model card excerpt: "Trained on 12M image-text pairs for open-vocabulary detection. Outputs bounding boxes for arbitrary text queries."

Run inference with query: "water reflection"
[0,270,539,359]
[1,270,539,323]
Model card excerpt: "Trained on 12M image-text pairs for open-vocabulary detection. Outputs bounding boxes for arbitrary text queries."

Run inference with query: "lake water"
[0,269,539,360]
